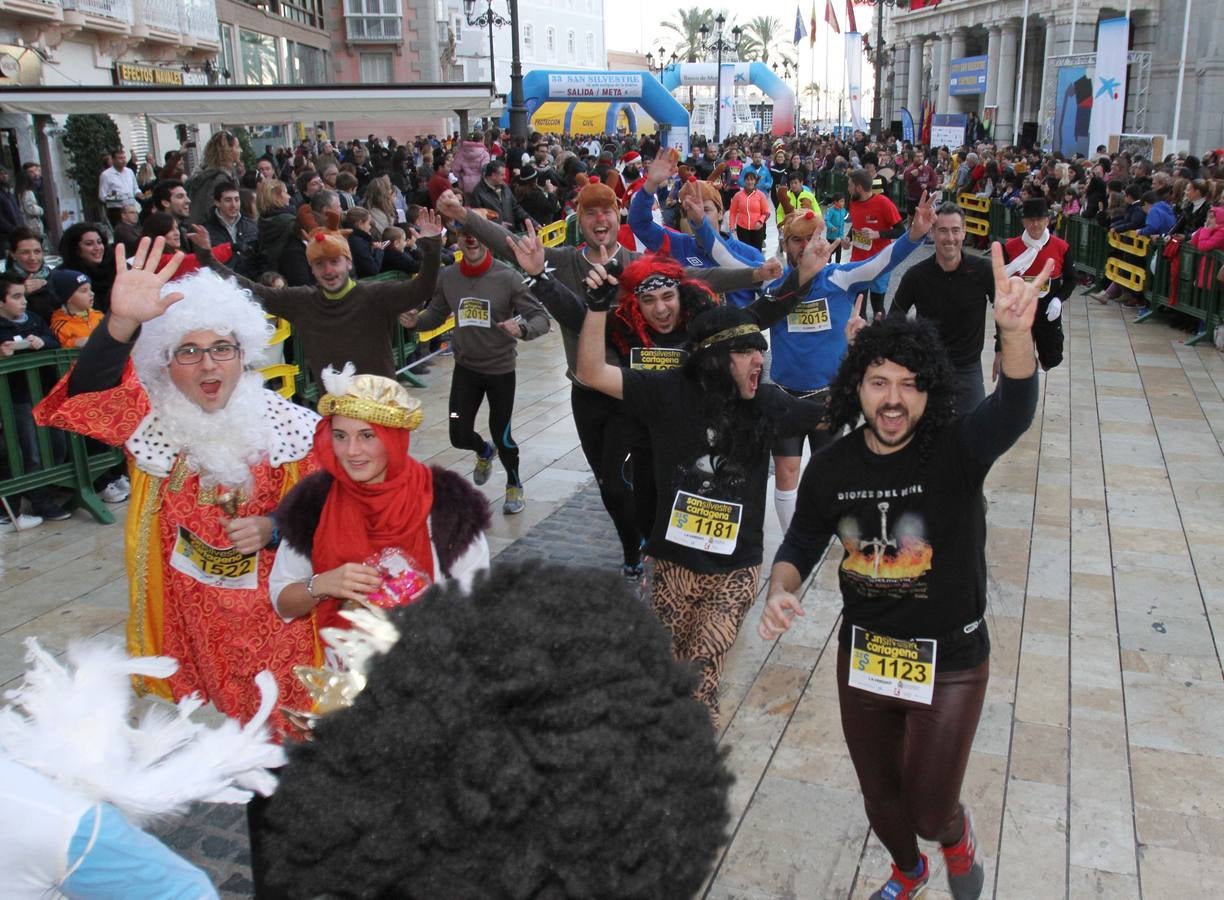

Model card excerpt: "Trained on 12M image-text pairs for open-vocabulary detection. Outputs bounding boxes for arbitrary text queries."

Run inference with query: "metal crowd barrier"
[0,349,123,526]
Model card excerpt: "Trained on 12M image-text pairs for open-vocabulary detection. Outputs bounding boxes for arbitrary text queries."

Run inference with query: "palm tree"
[660,7,718,64]
[738,15,783,65]
[659,7,721,108]
[804,82,821,121]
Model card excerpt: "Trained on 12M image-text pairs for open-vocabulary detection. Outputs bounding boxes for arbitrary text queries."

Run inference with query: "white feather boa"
[0,638,286,826]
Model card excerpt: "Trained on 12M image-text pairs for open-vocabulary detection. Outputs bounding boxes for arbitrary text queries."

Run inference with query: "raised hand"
[797,233,833,285]
[107,237,185,341]
[186,224,211,252]
[583,243,621,311]
[845,294,868,345]
[907,191,937,241]
[506,219,546,276]
[992,242,1053,334]
[645,153,676,190]
[415,208,444,238]
[434,190,467,223]
[682,192,707,228]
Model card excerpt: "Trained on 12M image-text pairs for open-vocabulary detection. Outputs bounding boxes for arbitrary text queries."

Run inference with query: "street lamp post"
[645,46,677,80]
[463,0,508,93]
[863,0,900,139]
[463,0,527,138]
[698,14,741,146]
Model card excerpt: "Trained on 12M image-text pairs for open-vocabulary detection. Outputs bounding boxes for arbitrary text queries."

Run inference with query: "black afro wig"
[263,560,733,899]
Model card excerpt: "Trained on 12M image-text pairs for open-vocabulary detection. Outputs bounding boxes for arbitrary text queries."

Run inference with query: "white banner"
[674,63,751,87]
[717,63,735,142]
[1088,17,1128,155]
[846,32,867,132]
[546,73,643,100]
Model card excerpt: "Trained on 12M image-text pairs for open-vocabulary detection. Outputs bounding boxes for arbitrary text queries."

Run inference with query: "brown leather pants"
[836,649,989,871]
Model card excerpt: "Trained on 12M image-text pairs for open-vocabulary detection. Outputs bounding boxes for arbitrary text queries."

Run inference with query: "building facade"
[0,0,223,236]
[883,0,1222,154]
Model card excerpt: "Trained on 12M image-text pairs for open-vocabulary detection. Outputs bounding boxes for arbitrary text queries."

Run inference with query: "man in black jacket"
[467,161,534,230]
[203,181,260,276]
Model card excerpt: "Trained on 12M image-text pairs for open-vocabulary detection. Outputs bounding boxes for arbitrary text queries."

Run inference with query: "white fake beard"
[147,371,271,490]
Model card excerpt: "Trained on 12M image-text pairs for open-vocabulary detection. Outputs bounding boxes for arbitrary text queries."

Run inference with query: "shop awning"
[0,83,502,123]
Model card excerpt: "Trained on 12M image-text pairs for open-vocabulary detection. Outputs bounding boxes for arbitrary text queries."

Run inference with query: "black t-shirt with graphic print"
[622,369,825,574]
[775,372,1038,671]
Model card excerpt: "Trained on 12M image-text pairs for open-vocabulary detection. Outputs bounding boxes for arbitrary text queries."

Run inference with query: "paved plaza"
[2,260,1222,897]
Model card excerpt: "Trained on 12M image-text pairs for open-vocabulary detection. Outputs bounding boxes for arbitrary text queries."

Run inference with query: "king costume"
[36,268,321,728]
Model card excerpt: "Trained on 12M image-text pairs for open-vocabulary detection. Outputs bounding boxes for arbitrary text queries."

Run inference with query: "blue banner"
[900,107,915,144]
[949,55,988,96]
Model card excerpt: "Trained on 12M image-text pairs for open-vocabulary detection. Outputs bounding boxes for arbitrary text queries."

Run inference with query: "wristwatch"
[305,574,318,599]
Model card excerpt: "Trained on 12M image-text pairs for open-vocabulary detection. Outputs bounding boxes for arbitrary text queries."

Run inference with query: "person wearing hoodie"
[1139,190,1177,237]
[452,132,491,198]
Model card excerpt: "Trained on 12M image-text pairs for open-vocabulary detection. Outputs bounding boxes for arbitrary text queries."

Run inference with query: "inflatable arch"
[504,70,689,153]
[500,100,638,136]
[662,62,796,138]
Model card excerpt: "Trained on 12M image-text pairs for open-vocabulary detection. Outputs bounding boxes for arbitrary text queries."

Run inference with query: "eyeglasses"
[169,342,241,365]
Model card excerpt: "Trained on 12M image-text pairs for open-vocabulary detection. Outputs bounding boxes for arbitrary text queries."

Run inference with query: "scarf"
[1004,228,1050,277]
[311,417,434,630]
[458,250,494,278]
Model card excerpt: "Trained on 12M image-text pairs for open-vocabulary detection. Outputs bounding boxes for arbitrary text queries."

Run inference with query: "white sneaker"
[99,480,130,503]
[116,475,131,491]
[0,513,44,533]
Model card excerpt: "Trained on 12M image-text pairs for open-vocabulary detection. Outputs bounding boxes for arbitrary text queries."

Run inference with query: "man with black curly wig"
[759,244,1055,900]
[261,561,733,899]
[576,256,827,726]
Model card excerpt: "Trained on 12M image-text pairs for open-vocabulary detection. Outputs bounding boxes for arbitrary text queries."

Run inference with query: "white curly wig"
[131,268,274,393]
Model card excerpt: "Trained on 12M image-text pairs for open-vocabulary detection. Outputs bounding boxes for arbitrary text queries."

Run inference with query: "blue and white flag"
[794,6,807,44]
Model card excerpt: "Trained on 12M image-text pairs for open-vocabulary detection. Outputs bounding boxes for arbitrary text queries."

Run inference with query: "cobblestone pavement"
[150,481,618,898]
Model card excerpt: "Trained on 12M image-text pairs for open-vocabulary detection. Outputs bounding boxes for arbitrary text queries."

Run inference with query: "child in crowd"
[0,269,69,529]
[825,193,848,263]
[45,268,131,505]
[48,269,101,349]
[380,226,422,275]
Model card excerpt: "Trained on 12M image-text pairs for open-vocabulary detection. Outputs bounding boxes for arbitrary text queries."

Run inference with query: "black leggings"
[570,384,642,566]
[837,649,989,872]
[859,290,888,321]
[449,364,520,487]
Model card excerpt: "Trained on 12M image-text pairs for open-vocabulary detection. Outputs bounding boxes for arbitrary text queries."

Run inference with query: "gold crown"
[317,372,423,430]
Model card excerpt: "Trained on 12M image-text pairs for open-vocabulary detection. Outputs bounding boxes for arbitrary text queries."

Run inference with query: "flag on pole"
[794,5,807,44]
[810,2,818,46]
[825,0,839,34]
[845,0,858,34]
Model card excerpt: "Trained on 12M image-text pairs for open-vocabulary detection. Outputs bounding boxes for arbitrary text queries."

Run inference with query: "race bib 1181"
[665,490,742,555]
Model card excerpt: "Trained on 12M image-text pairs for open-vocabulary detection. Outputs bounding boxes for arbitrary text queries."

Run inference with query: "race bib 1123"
[848,626,936,704]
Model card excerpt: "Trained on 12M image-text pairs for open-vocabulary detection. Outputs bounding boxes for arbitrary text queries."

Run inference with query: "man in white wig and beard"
[37,237,321,734]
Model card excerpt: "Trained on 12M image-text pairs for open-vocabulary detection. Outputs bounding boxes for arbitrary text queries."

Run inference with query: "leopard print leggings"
[650,559,761,727]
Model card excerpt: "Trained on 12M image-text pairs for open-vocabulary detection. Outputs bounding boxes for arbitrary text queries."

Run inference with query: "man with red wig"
[437,184,772,579]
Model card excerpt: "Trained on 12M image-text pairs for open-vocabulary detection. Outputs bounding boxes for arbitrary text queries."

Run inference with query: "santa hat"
[619,150,642,167]
[678,176,723,212]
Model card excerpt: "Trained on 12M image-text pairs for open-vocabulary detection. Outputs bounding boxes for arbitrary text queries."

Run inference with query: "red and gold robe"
[37,362,320,730]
